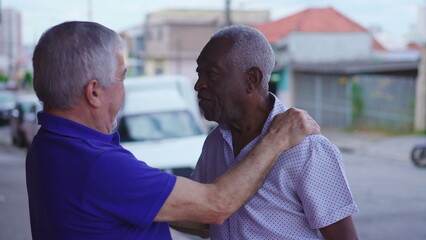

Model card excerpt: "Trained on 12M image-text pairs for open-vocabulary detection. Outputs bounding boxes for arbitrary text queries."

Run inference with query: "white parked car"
[10,94,42,147]
[0,90,15,124]
[117,75,207,178]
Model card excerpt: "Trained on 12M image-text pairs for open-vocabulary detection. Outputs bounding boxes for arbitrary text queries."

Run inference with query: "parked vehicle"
[411,142,426,168]
[117,75,207,177]
[0,91,15,125]
[10,94,42,147]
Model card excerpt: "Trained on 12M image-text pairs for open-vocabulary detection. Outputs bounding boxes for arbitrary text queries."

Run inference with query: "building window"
[155,67,164,75]
[155,60,164,75]
[157,28,163,41]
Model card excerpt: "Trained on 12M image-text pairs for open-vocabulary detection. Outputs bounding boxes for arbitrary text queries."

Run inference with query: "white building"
[120,25,145,76]
[142,9,270,84]
[417,5,426,43]
[0,8,22,78]
[254,7,386,106]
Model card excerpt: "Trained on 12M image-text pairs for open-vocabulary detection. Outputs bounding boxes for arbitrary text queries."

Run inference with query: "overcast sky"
[2,0,425,46]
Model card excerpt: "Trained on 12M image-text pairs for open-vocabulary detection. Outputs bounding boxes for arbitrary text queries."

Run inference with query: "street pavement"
[1,125,426,239]
[322,128,426,163]
[323,128,426,240]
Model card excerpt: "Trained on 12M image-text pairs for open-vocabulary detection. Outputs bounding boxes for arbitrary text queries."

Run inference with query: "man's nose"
[194,77,207,92]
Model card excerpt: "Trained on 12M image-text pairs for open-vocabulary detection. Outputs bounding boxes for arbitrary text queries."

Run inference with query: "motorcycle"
[411,142,426,167]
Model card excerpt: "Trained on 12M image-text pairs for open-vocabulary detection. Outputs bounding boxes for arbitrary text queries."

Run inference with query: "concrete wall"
[283,32,373,63]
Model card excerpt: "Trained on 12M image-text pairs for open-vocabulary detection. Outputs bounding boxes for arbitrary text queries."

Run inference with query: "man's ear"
[84,79,102,108]
[246,67,263,93]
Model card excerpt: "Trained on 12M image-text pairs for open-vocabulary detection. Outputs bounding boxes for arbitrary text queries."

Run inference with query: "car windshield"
[118,110,203,142]
[0,93,14,104]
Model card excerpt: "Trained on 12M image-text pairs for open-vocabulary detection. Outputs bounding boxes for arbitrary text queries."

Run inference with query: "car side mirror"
[11,109,20,118]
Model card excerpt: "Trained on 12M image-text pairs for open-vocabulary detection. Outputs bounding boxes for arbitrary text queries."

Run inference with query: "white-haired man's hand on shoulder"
[265,107,320,152]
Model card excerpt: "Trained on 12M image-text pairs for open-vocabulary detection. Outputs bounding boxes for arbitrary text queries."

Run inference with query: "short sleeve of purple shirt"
[84,149,176,228]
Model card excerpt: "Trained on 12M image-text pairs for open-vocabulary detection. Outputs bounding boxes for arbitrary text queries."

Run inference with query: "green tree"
[23,72,33,88]
[352,83,364,122]
[0,73,8,83]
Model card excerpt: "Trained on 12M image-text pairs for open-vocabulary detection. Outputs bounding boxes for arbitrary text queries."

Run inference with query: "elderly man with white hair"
[26,21,320,240]
[181,25,359,239]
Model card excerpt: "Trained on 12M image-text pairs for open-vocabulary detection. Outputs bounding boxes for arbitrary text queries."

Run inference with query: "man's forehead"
[197,38,233,65]
[207,37,233,51]
[196,59,220,69]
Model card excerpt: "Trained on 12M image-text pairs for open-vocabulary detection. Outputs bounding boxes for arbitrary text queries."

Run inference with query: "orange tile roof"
[254,7,385,50]
[407,42,423,50]
[373,38,386,51]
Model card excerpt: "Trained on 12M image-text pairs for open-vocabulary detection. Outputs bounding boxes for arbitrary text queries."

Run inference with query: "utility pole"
[415,46,426,132]
[7,10,13,81]
[87,0,93,21]
[225,0,232,26]
[176,39,181,75]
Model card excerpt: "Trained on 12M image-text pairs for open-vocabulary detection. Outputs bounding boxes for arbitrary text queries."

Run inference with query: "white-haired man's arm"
[155,108,320,225]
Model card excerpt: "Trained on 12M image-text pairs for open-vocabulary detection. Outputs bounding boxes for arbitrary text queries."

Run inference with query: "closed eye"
[207,71,218,78]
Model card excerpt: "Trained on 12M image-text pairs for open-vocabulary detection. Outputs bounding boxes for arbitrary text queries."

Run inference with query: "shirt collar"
[37,111,120,144]
[260,93,287,136]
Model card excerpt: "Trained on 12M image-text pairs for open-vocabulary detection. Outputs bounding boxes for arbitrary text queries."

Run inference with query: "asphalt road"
[344,153,426,239]
[1,125,426,240]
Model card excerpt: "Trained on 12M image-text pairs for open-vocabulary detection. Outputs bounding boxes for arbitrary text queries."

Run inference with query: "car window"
[20,101,35,113]
[0,93,15,106]
[119,110,202,142]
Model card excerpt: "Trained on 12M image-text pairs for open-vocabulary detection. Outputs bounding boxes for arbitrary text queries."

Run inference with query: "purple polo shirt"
[26,112,176,240]
[191,94,358,239]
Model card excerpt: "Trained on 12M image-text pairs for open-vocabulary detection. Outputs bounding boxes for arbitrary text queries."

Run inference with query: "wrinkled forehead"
[197,37,234,64]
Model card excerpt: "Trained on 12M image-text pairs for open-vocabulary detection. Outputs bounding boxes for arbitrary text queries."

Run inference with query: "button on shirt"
[191,94,358,239]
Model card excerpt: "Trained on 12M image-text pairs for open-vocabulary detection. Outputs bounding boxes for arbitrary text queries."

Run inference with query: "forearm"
[155,135,287,225]
[155,108,319,224]
[169,221,210,239]
[209,134,287,219]
[320,216,359,240]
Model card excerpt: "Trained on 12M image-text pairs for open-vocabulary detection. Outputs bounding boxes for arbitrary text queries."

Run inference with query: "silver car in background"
[117,75,207,178]
[0,91,15,125]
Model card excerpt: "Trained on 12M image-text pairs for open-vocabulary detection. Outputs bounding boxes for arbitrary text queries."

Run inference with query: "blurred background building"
[121,9,269,83]
[0,1,425,133]
[406,4,426,45]
[253,7,420,132]
[120,24,145,77]
[0,8,22,86]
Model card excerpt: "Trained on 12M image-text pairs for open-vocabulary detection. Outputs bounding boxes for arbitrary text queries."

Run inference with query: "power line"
[225,0,232,26]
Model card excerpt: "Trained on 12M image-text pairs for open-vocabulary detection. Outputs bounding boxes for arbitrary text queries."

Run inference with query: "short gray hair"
[33,21,123,110]
[211,25,275,91]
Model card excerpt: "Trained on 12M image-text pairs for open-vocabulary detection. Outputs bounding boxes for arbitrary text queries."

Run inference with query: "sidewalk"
[322,128,426,162]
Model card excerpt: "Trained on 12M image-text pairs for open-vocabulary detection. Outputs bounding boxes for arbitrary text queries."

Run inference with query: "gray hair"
[211,25,275,91]
[33,21,123,110]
